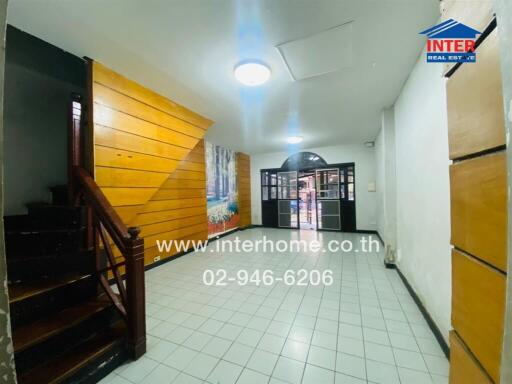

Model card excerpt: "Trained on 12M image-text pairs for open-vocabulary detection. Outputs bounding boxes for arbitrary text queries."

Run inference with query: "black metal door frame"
[260,161,356,232]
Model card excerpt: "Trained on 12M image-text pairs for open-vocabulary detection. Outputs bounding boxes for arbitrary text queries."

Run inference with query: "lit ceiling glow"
[234,61,271,86]
[286,136,303,144]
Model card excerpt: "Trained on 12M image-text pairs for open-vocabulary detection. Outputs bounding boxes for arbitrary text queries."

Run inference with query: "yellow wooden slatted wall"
[91,61,212,267]
[236,153,251,228]
[91,61,212,226]
[132,141,208,265]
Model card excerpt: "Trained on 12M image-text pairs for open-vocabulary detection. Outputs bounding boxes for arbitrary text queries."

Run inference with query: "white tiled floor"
[100,228,449,384]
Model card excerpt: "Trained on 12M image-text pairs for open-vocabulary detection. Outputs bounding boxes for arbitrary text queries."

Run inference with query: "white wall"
[392,48,452,342]
[375,108,397,248]
[375,129,385,238]
[250,144,377,230]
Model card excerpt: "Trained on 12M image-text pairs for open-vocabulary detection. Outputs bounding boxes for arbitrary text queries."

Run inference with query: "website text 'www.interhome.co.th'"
[155,235,380,255]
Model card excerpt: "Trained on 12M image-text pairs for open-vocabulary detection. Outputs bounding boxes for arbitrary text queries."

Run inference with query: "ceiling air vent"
[277,21,354,81]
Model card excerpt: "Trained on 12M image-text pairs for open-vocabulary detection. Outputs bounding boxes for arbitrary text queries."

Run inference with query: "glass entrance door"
[315,168,341,230]
[298,174,316,230]
[277,171,298,228]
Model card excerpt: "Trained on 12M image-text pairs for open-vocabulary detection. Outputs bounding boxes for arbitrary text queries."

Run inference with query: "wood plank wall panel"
[449,331,493,384]
[452,250,506,383]
[447,30,505,159]
[130,141,208,266]
[91,61,212,224]
[236,153,251,228]
[447,21,508,384]
[93,65,211,129]
[450,152,507,272]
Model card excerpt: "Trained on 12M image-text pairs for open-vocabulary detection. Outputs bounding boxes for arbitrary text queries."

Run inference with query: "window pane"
[316,169,339,199]
[270,187,277,199]
[340,183,345,199]
[347,167,354,182]
[327,170,339,184]
[277,171,298,200]
[261,172,268,186]
[348,183,354,201]
[262,186,269,201]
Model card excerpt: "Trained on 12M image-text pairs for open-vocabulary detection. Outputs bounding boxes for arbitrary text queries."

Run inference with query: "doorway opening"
[298,173,316,230]
[261,152,356,232]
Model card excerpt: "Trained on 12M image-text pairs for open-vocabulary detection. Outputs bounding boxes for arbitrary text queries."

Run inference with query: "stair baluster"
[74,167,146,360]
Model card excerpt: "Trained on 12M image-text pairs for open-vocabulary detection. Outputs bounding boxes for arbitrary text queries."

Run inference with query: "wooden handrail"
[74,166,146,360]
[69,92,146,360]
[74,167,135,252]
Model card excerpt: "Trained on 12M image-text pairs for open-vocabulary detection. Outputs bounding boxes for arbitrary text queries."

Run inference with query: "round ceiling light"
[286,136,303,144]
[234,61,271,86]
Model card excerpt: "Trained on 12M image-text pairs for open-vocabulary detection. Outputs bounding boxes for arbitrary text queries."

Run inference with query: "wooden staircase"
[6,187,127,383]
[5,94,147,383]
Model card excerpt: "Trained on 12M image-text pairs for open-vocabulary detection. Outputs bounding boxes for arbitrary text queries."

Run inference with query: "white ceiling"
[7,0,439,154]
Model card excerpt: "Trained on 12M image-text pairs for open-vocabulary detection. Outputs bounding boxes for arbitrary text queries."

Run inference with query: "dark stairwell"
[3,26,146,384]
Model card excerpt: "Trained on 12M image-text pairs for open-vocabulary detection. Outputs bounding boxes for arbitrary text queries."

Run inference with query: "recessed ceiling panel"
[277,21,354,81]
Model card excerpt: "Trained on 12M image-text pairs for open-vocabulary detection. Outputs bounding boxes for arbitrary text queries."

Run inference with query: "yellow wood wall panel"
[452,250,506,382]
[151,188,206,200]
[143,223,207,250]
[94,103,199,149]
[95,146,180,173]
[93,61,212,130]
[140,215,206,238]
[447,30,505,159]
[134,206,206,227]
[93,83,206,139]
[96,167,168,188]
[185,143,205,156]
[92,61,210,267]
[132,140,207,265]
[176,161,205,172]
[236,152,251,228]
[167,170,206,181]
[101,187,157,207]
[184,152,206,164]
[450,152,507,271]
[142,198,206,213]
[115,206,143,223]
[161,179,206,190]
[95,125,190,160]
[449,331,492,384]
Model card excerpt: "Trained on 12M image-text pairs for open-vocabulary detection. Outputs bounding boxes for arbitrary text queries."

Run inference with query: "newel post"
[125,226,146,359]
[68,93,83,205]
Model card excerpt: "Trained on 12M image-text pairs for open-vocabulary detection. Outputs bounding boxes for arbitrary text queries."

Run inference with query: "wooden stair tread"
[8,274,91,303]
[18,322,126,384]
[13,295,112,353]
